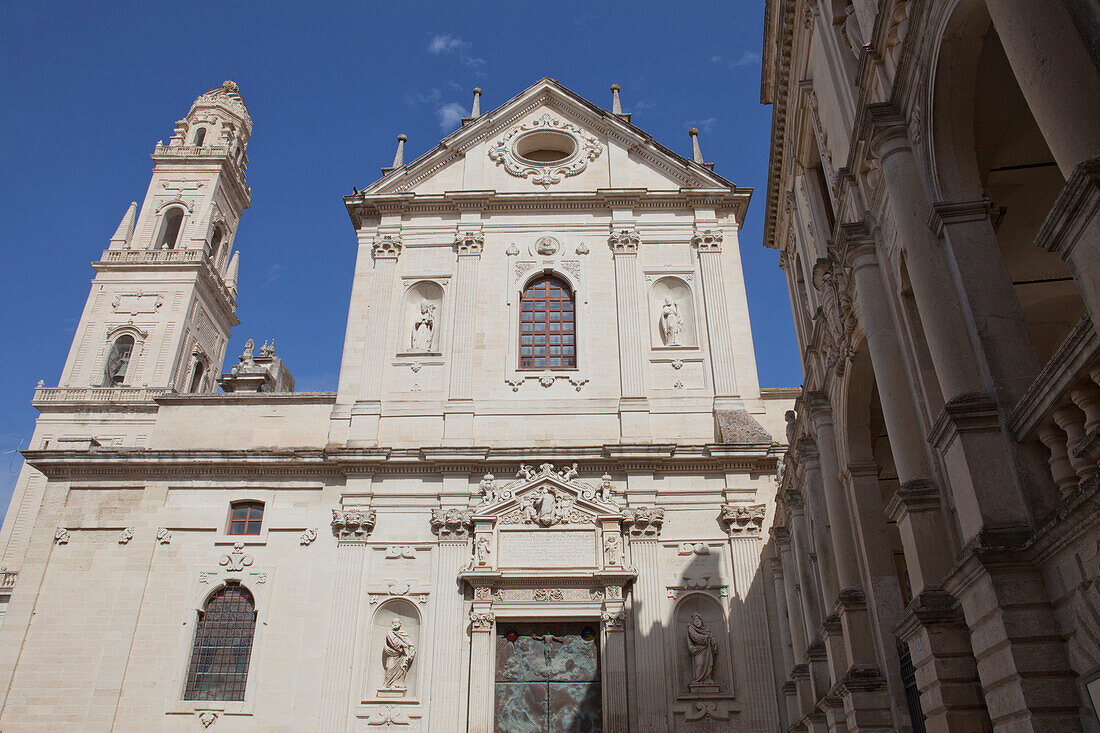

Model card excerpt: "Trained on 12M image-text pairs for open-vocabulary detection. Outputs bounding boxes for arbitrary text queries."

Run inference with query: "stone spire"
[610,84,630,122]
[463,88,483,125]
[382,134,407,175]
[109,202,138,249]
[689,128,714,170]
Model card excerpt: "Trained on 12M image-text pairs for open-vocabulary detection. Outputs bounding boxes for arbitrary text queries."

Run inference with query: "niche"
[650,276,696,348]
[367,598,421,700]
[673,593,733,699]
[402,281,444,354]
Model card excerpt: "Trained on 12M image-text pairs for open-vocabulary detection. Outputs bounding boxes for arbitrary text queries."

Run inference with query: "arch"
[104,334,135,386]
[183,583,256,701]
[367,598,421,699]
[187,360,206,393]
[402,280,444,354]
[208,225,226,267]
[649,276,696,347]
[155,206,186,250]
[519,274,576,369]
[672,593,733,698]
[193,127,207,147]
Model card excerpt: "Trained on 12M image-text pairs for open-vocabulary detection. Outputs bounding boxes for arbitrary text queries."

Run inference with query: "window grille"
[184,584,256,701]
[520,275,576,369]
[227,502,264,535]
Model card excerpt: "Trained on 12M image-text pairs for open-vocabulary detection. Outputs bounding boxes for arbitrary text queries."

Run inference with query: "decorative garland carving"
[488,113,602,187]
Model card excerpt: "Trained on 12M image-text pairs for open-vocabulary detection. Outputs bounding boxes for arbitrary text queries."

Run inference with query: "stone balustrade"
[1010,315,1100,495]
[32,386,172,406]
[98,248,207,264]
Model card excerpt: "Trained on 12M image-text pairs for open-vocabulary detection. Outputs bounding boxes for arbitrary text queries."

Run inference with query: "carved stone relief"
[219,542,254,572]
[719,503,767,537]
[430,508,472,540]
[488,113,602,187]
[332,508,377,542]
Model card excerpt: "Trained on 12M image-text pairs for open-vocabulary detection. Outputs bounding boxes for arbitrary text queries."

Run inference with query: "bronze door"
[494,622,602,732]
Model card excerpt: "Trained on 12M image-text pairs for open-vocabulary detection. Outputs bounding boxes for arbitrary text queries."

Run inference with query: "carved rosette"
[332,508,377,543]
[488,113,602,187]
[454,230,484,256]
[608,229,641,254]
[720,504,767,537]
[692,229,723,252]
[622,506,665,538]
[431,507,473,540]
[470,611,495,631]
[371,235,403,260]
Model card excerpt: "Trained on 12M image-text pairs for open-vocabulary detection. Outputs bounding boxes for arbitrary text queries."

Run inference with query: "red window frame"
[227,501,264,535]
[519,275,576,369]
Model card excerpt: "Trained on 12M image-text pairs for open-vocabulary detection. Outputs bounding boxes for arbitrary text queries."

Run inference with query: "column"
[788,500,824,632]
[721,505,781,733]
[467,610,495,733]
[318,509,375,732]
[984,0,1100,177]
[774,527,814,721]
[444,230,483,443]
[428,509,473,732]
[769,558,801,728]
[624,507,669,732]
[601,607,629,733]
[693,229,738,398]
[800,446,840,605]
[350,235,401,443]
[609,228,650,440]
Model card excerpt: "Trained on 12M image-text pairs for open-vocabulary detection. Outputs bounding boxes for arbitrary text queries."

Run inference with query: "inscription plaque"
[499,530,596,568]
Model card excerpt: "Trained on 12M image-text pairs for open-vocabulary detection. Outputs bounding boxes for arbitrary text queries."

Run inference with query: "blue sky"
[0,1,801,515]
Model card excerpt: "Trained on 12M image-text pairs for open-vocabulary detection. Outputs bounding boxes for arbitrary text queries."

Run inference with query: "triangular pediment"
[473,463,620,525]
[356,79,737,199]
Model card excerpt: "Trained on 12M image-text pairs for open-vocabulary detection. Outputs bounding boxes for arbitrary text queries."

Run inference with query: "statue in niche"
[686,613,719,686]
[381,619,416,690]
[410,301,436,351]
[474,536,491,565]
[660,297,685,346]
[604,534,621,566]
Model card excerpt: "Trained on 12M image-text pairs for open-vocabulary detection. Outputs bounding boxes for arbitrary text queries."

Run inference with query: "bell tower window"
[188,362,206,393]
[193,127,207,147]
[520,275,576,369]
[158,209,185,250]
[209,227,225,266]
[104,335,135,386]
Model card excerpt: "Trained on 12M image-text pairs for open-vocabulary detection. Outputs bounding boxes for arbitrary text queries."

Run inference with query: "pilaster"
[428,508,473,732]
[624,505,669,731]
[444,229,483,443]
[467,609,495,733]
[609,228,650,439]
[693,228,739,400]
[350,235,402,444]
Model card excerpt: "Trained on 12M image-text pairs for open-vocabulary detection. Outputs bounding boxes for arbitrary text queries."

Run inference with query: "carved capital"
[601,610,626,630]
[721,503,766,536]
[454,230,484,256]
[608,228,640,254]
[431,507,473,540]
[470,611,495,631]
[621,506,664,537]
[331,508,377,543]
[371,235,403,260]
[691,228,723,252]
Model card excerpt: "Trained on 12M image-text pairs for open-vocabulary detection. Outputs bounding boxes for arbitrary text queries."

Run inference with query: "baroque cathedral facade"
[0,79,796,731]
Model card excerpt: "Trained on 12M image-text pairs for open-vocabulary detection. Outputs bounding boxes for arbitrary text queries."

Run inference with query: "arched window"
[520,275,576,369]
[184,584,256,701]
[227,501,264,535]
[209,227,225,265]
[193,127,207,147]
[158,208,184,250]
[104,335,135,386]
[188,362,206,393]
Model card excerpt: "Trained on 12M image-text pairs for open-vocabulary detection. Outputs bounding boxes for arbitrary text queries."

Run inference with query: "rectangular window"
[227,502,264,535]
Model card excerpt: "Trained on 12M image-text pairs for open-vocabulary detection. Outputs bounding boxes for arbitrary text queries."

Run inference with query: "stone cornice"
[1035,156,1100,256]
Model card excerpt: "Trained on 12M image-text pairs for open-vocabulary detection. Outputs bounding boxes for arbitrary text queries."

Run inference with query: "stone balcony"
[95,247,236,310]
[1010,314,1100,495]
[32,386,172,410]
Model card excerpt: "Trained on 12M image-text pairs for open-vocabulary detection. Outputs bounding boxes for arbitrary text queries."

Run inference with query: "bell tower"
[56,81,252,394]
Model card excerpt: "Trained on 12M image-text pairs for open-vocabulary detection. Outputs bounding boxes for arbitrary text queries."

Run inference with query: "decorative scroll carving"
[678,542,711,556]
[199,710,219,727]
[602,610,626,629]
[118,527,134,545]
[488,113,602,187]
[813,253,857,375]
[371,235,403,260]
[691,229,723,252]
[470,611,495,631]
[54,527,70,545]
[533,588,565,602]
[219,542,254,572]
[608,229,641,254]
[622,506,665,537]
[332,508,377,542]
[156,527,172,545]
[720,503,767,536]
[366,705,413,726]
[385,546,417,559]
[431,507,473,540]
[454,230,484,256]
[684,701,731,721]
[299,528,318,545]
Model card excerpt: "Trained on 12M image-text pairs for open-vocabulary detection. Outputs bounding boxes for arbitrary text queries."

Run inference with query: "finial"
[226,251,239,294]
[392,134,407,168]
[611,84,622,115]
[110,202,138,249]
[689,128,705,164]
[471,88,482,117]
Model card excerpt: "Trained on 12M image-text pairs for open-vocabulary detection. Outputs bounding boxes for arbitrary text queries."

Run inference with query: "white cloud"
[428,34,467,54]
[264,263,282,287]
[437,102,466,131]
[710,50,761,68]
[460,54,486,69]
[695,117,719,133]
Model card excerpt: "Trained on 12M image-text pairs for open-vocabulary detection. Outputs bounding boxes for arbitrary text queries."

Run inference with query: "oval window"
[514,130,576,164]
